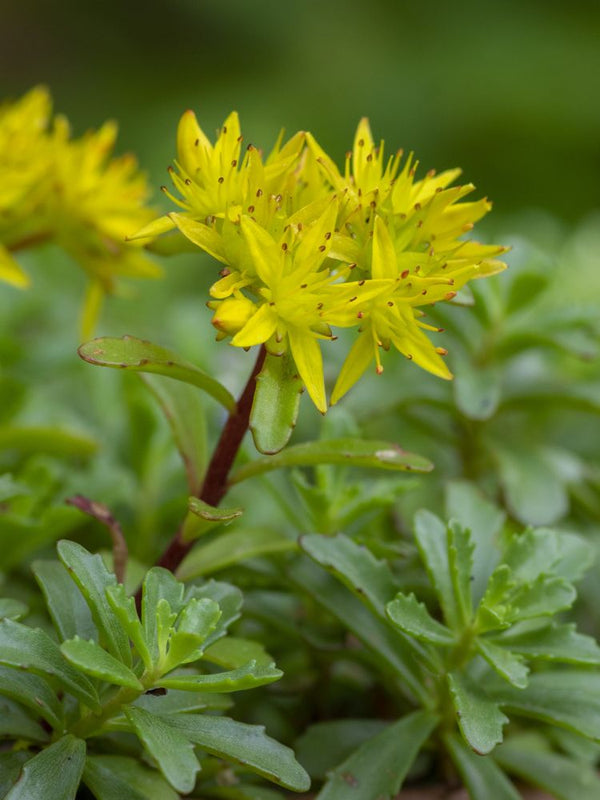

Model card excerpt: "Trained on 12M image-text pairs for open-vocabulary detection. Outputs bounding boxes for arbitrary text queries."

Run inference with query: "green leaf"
[495,736,600,800]
[454,362,501,420]
[315,711,437,800]
[32,559,97,642]
[160,660,282,692]
[300,533,398,616]
[178,526,295,579]
[106,584,153,671]
[447,520,475,627]
[0,598,28,620]
[4,735,86,800]
[229,438,433,484]
[185,580,243,650]
[142,568,185,665]
[444,733,520,800]
[124,706,200,794]
[475,639,529,688]
[0,426,97,459]
[386,593,455,645]
[414,510,461,630]
[167,714,311,792]
[496,446,569,526]
[0,696,49,741]
[250,352,303,454]
[0,474,28,501]
[445,481,505,603]
[57,540,131,667]
[295,719,388,781]
[61,637,143,689]
[132,687,232,715]
[203,636,276,669]
[0,752,28,797]
[505,270,549,314]
[0,619,99,709]
[502,527,572,584]
[78,336,236,411]
[161,597,221,671]
[83,755,179,800]
[180,497,245,544]
[491,622,600,665]
[507,575,576,621]
[0,664,63,728]
[492,671,600,741]
[448,672,508,754]
[289,558,426,704]
[141,373,207,493]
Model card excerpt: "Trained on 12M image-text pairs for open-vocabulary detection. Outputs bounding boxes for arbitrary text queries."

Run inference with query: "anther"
[218,176,224,184]
[401,270,409,279]
[318,245,326,252]
[231,159,237,167]
[219,268,231,277]
[357,311,364,319]
[185,178,191,185]
[256,188,263,197]
[349,296,357,302]
[281,242,288,251]
[317,302,324,309]
[387,301,394,307]
[325,231,331,240]
[444,291,457,300]
[436,347,448,355]
[194,138,199,146]
[358,279,365,286]
[300,283,307,288]
[247,205,255,213]
[358,138,365,146]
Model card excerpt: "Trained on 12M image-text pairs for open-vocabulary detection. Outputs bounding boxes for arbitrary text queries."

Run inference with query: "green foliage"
[0,540,309,798]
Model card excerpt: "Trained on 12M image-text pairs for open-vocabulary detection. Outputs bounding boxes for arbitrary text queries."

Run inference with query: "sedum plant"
[1,87,600,800]
[0,539,309,798]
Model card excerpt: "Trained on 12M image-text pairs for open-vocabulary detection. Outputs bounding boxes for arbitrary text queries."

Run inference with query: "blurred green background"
[2,0,599,222]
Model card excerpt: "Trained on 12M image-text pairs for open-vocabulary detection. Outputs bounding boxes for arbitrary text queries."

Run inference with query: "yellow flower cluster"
[133,111,508,412]
[0,87,159,337]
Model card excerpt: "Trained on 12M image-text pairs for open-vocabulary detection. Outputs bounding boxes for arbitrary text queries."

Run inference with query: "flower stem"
[150,345,266,576]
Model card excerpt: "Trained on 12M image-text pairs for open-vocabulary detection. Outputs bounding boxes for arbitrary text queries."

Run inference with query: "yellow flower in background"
[0,87,160,338]
[0,87,53,288]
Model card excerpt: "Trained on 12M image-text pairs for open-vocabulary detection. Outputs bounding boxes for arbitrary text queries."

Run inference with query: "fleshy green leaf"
[386,593,455,645]
[229,438,433,484]
[0,696,49,741]
[315,711,437,800]
[414,510,461,630]
[454,361,501,420]
[132,686,232,715]
[475,638,529,688]
[491,622,600,665]
[61,637,142,689]
[83,755,179,800]
[124,706,200,794]
[0,426,97,459]
[300,533,397,616]
[180,497,245,544]
[203,636,276,669]
[185,580,243,650]
[160,660,282,692]
[141,373,207,493]
[106,584,153,671]
[161,597,221,671]
[495,736,600,800]
[496,445,568,526]
[493,671,600,741]
[4,735,86,800]
[295,719,388,781]
[448,671,508,754]
[0,619,99,709]
[178,525,295,579]
[447,520,475,626]
[445,733,520,800]
[141,568,185,664]
[0,598,28,620]
[78,336,235,411]
[250,352,303,454]
[57,540,131,667]
[445,481,505,603]
[0,664,62,728]
[0,752,28,797]
[167,714,311,792]
[32,559,97,642]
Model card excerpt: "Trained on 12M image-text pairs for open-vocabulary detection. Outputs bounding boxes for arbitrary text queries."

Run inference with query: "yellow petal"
[240,215,281,286]
[372,216,397,280]
[177,110,212,176]
[231,303,278,348]
[331,330,374,405]
[0,246,31,288]
[288,327,327,413]
[169,213,227,263]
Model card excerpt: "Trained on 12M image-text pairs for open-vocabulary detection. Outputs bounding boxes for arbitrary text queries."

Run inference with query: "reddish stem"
[152,345,266,575]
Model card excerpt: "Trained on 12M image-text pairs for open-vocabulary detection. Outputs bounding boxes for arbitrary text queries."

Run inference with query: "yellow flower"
[0,87,53,288]
[0,87,161,337]
[47,116,161,337]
